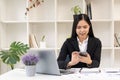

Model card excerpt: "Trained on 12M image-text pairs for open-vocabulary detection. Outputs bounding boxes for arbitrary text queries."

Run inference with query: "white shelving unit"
[0,0,120,74]
[114,0,120,68]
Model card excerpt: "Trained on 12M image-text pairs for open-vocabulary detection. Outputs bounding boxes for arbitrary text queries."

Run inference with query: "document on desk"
[80,68,101,73]
[61,68,120,80]
[102,68,120,73]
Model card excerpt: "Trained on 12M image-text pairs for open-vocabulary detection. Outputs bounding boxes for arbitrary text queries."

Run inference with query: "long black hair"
[71,14,95,38]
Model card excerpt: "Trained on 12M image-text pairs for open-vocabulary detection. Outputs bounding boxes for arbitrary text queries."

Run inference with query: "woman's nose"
[80,28,84,32]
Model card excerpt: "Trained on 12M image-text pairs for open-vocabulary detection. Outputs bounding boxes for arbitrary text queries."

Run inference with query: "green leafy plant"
[41,35,45,42]
[0,41,30,70]
[67,35,71,39]
[71,5,82,15]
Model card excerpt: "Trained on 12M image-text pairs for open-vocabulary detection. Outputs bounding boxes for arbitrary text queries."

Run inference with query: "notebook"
[103,68,120,73]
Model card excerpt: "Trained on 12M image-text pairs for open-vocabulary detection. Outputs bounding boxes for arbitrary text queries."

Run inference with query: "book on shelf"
[85,0,92,19]
[29,34,38,48]
[87,3,92,19]
[114,33,120,47]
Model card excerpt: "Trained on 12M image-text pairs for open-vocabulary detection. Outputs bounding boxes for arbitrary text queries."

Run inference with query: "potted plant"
[25,0,44,15]
[71,5,82,15]
[71,5,82,20]
[0,41,30,70]
[22,53,39,76]
[40,35,46,48]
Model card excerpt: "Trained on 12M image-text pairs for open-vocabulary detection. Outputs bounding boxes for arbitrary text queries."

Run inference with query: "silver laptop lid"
[29,49,61,76]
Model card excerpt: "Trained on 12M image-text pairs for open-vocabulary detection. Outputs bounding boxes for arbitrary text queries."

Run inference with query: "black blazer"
[57,37,102,69]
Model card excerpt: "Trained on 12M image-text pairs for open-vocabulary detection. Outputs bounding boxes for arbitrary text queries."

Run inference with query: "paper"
[80,68,101,73]
[102,68,120,73]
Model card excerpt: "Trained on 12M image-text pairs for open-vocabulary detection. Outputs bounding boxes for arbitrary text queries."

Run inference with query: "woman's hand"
[79,53,92,64]
[67,52,92,68]
[67,51,80,67]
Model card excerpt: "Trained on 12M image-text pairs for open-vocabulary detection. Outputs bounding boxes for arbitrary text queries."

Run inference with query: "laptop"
[28,49,74,76]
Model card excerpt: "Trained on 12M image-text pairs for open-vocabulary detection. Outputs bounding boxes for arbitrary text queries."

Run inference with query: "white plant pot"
[25,65,36,76]
[40,42,46,48]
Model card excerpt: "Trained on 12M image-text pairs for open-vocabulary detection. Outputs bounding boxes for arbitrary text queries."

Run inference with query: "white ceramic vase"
[25,65,36,76]
[40,42,46,48]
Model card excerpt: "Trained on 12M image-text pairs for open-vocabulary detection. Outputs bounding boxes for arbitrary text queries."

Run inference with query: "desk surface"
[0,68,120,80]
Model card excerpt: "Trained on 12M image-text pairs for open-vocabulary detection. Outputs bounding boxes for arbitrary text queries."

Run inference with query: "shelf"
[1,20,27,23]
[0,0,120,73]
[57,20,73,23]
[114,49,120,67]
[114,19,120,22]
[92,22,113,47]
[1,19,76,24]
[100,49,113,68]
[0,0,27,21]
[29,23,55,48]
[57,22,72,48]
[57,0,83,20]
[30,48,56,50]
[28,20,55,23]
[28,0,55,21]
[102,47,113,50]
[91,19,112,22]
[114,21,120,33]
[92,0,112,20]
[0,23,28,48]
[114,0,120,20]
[114,47,120,50]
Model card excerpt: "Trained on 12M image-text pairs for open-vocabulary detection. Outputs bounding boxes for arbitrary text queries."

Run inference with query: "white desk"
[0,68,120,80]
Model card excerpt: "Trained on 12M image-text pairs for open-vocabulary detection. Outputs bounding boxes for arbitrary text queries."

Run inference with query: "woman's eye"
[77,25,88,29]
[83,26,87,29]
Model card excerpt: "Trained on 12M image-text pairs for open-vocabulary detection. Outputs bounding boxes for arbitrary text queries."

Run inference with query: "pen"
[79,68,83,73]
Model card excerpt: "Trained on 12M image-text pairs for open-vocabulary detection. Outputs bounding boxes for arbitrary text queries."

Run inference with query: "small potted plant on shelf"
[22,53,39,76]
[0,41,30,70]
[40,35,46,48]
[71,5,82,20]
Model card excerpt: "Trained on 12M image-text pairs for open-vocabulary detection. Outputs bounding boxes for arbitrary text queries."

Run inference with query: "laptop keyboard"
[59,69,75,75]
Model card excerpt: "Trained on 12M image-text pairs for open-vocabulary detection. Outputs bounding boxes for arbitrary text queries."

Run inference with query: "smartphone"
[79,52,87,57]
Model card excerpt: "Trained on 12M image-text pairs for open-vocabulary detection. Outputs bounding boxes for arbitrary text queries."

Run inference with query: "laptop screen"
[28,49,61,76]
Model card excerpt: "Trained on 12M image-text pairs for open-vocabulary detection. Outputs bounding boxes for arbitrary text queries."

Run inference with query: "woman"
[57,14,102,69]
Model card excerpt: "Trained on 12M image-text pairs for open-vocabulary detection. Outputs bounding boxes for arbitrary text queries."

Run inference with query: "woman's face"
[76,20,90,39]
